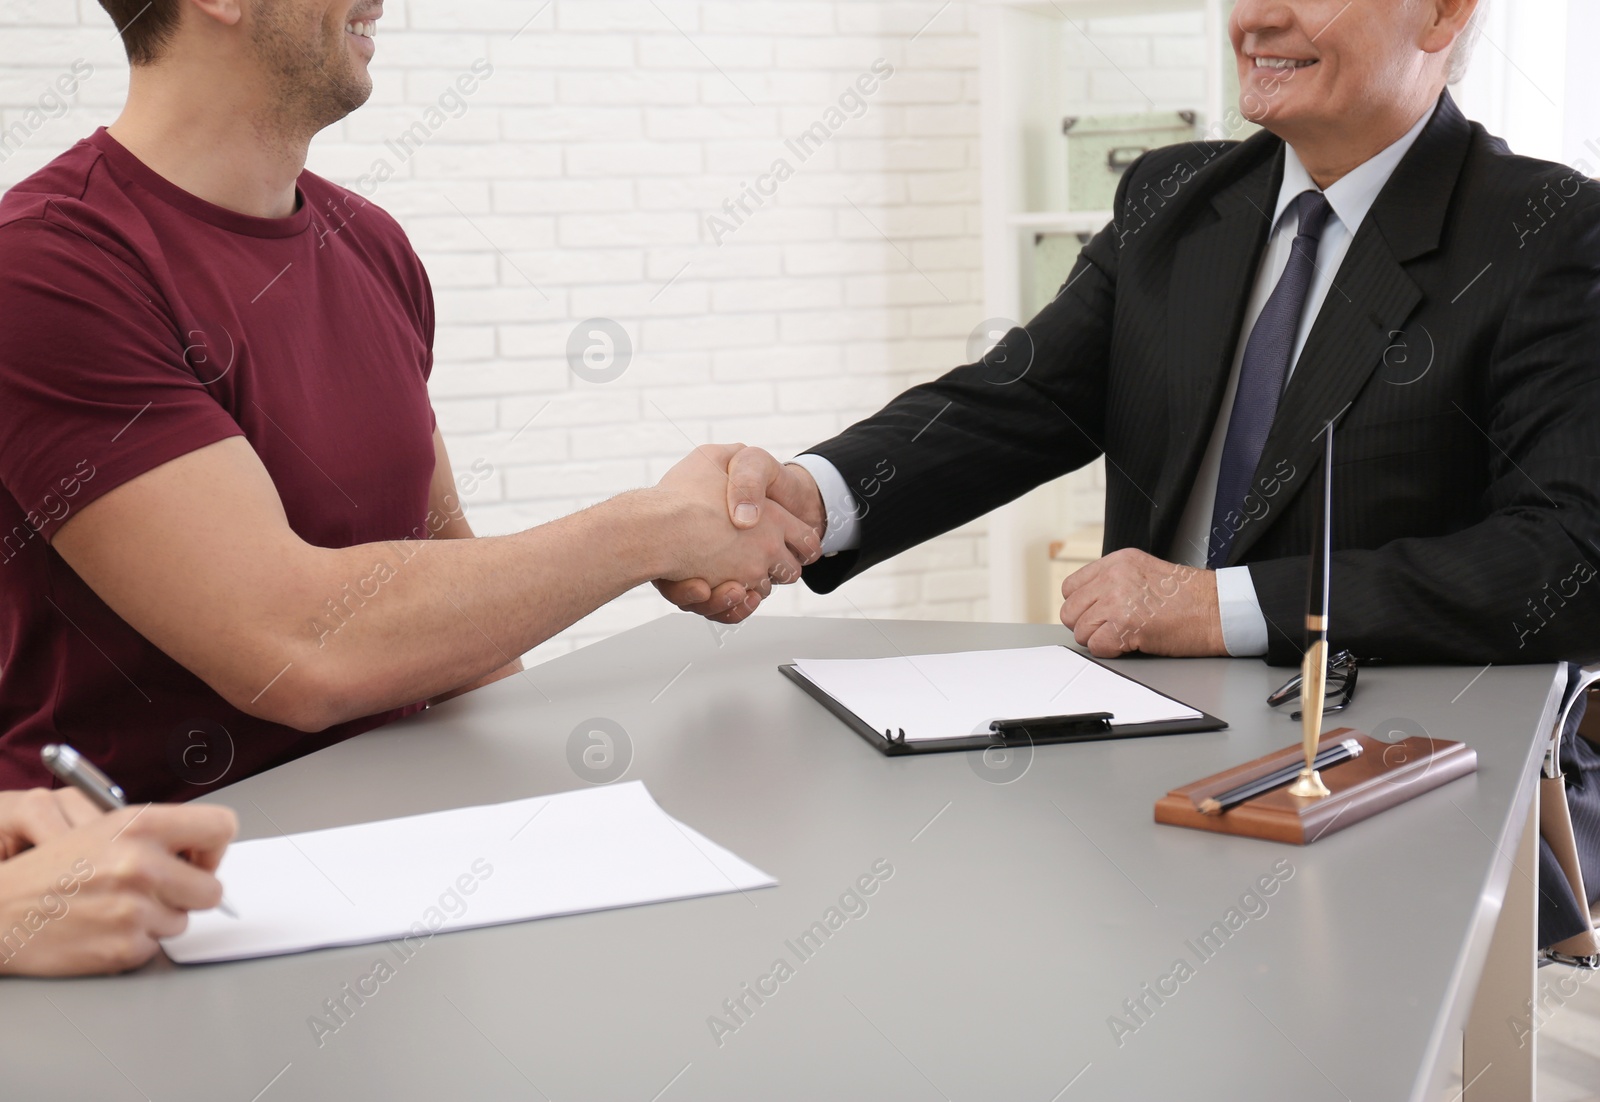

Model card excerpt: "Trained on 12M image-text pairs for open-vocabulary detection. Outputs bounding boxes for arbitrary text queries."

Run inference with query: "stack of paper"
[791,645,1200,741]
[163,781,775,963]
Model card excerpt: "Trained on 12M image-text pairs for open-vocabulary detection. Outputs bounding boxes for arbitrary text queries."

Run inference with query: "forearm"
[801,375,1095,593]
[240,490,675,729]
[801,249,1115,592]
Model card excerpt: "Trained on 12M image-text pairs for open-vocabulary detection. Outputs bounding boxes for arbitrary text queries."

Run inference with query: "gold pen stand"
[1155,728,1478,845]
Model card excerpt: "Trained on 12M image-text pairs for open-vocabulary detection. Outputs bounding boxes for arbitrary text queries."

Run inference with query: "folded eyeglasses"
[1266,649,1364,719]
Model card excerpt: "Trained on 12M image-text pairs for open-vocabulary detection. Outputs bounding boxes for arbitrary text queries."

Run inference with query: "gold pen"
[1288,427,1335,800]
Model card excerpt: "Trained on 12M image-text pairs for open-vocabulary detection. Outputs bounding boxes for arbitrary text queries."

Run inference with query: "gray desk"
[0,615,1562,1101]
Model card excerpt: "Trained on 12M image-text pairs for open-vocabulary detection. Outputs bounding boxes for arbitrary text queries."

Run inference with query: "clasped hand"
[651,444,824,622]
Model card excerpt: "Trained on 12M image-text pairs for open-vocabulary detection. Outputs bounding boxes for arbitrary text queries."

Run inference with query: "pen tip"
[1198,798,1222,816]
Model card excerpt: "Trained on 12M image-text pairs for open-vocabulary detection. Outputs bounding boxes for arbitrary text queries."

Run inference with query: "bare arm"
[420,429,524,704]
[53,437,815,732]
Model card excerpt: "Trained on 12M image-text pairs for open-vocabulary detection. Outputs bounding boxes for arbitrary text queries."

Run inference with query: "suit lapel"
[1222,91,1474,565]
[1149,147,1281,556]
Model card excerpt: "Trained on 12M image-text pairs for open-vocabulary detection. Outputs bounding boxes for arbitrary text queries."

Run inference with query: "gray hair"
[1447,0,1486,85]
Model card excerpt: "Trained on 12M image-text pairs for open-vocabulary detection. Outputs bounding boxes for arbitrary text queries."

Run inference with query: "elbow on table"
[214,656,357,735]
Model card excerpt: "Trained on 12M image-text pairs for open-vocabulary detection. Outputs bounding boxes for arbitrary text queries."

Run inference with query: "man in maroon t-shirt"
[0,0,816,808]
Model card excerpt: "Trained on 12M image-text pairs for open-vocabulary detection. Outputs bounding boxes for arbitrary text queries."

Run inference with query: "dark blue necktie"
[1206,190,1333,568]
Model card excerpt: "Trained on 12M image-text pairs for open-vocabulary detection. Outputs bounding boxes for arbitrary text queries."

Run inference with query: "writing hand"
[0,802,237,976]
[0,788,103,861]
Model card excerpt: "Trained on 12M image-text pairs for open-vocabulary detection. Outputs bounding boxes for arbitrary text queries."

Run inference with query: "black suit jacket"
[802,92,1600,665]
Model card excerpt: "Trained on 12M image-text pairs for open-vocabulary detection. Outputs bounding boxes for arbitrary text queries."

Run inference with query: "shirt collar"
[1271,106,1433,236]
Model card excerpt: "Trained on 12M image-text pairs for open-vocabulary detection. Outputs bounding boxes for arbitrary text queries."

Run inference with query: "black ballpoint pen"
[1199,737,1364,815]
[41,743,239,919]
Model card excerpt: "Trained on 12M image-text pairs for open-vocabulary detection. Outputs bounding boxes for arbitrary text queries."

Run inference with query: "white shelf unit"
[978,0,1232,622]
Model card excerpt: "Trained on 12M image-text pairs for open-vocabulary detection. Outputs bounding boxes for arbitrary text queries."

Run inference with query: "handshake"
[646,443,829,625]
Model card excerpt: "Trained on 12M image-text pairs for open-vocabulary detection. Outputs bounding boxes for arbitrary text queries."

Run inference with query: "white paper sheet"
[791,645,1201,741]
[162,781,775,964]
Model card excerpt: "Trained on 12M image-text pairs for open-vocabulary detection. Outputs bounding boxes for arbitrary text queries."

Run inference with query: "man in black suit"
[660,0,1600,667]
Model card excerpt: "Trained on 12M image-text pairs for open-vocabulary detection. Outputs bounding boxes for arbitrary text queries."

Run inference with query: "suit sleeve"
[799,163,1138,593]
[1249,200,1600,665]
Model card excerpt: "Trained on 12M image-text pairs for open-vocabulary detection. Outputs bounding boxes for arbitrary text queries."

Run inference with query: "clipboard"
[779,646,1226,757]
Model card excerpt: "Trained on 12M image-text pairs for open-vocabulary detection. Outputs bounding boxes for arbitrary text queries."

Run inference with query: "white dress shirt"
[794,107,1431,654]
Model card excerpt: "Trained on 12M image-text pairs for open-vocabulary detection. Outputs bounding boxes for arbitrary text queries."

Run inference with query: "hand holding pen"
[42,744,240,919]
[0,763,237,977]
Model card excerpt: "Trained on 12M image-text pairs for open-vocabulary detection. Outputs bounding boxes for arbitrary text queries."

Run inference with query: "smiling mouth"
[1252,56,1316,70]
[344,19,376,39]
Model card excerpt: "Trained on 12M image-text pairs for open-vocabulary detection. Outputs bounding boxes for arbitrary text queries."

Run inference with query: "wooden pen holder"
[1155,728,1478,845]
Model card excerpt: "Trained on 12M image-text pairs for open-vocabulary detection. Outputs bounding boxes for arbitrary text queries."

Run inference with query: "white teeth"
[344,20,375,38]
[1254,56,1313,69]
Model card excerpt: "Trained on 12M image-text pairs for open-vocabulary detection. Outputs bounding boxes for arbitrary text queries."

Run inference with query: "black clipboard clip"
[988,712,1114,740]
[884,728,908,746]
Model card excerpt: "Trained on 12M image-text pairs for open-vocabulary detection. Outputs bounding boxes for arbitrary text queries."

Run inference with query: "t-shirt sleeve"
[394,210,436,430]
[414,248,436,432]
[0,214,244,543]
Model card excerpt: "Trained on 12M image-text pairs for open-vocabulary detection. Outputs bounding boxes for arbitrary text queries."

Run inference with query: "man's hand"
[1059,548,1227,658]
[0,801,237,976]
[0,788,102,861]
[653,446,827,625]
[650,445,820,606]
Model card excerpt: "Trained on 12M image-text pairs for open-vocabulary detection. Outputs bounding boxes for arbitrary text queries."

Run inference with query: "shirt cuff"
[788,453,861,555]
[1215,566,1269,657]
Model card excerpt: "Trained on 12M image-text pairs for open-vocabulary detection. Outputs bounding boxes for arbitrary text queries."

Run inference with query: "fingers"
[1084,619,1133,658]
[148,902,194,941]
[96,925,165,976]
[53,788,102,829]
[653,579,750,620]
[116,804,238,871]
[724,447,781,529]
[1059,569,1101,632]
[747,500,806,586]
[11,789,76,848]
[707,590,762,625]
[0,788,102,856]
[1070,599,1110,649]
[692,442,743,468]
[140,849,227,914]
[761,542,802,589]
[775,502,823,571]
[695,581,756,620]
[1060,575,1126,655]
[1068,593,1134,657]
[655,577,712,607]
[1059,555,1105,603]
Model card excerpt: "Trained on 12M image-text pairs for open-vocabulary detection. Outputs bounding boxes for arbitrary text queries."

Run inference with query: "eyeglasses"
[1266,649,1362,719]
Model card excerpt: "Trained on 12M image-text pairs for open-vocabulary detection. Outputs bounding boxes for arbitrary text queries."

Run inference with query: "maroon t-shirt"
[0,128,438,801]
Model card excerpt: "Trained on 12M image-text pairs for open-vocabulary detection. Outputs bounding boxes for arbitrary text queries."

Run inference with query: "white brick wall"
[0,0,1205,667]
